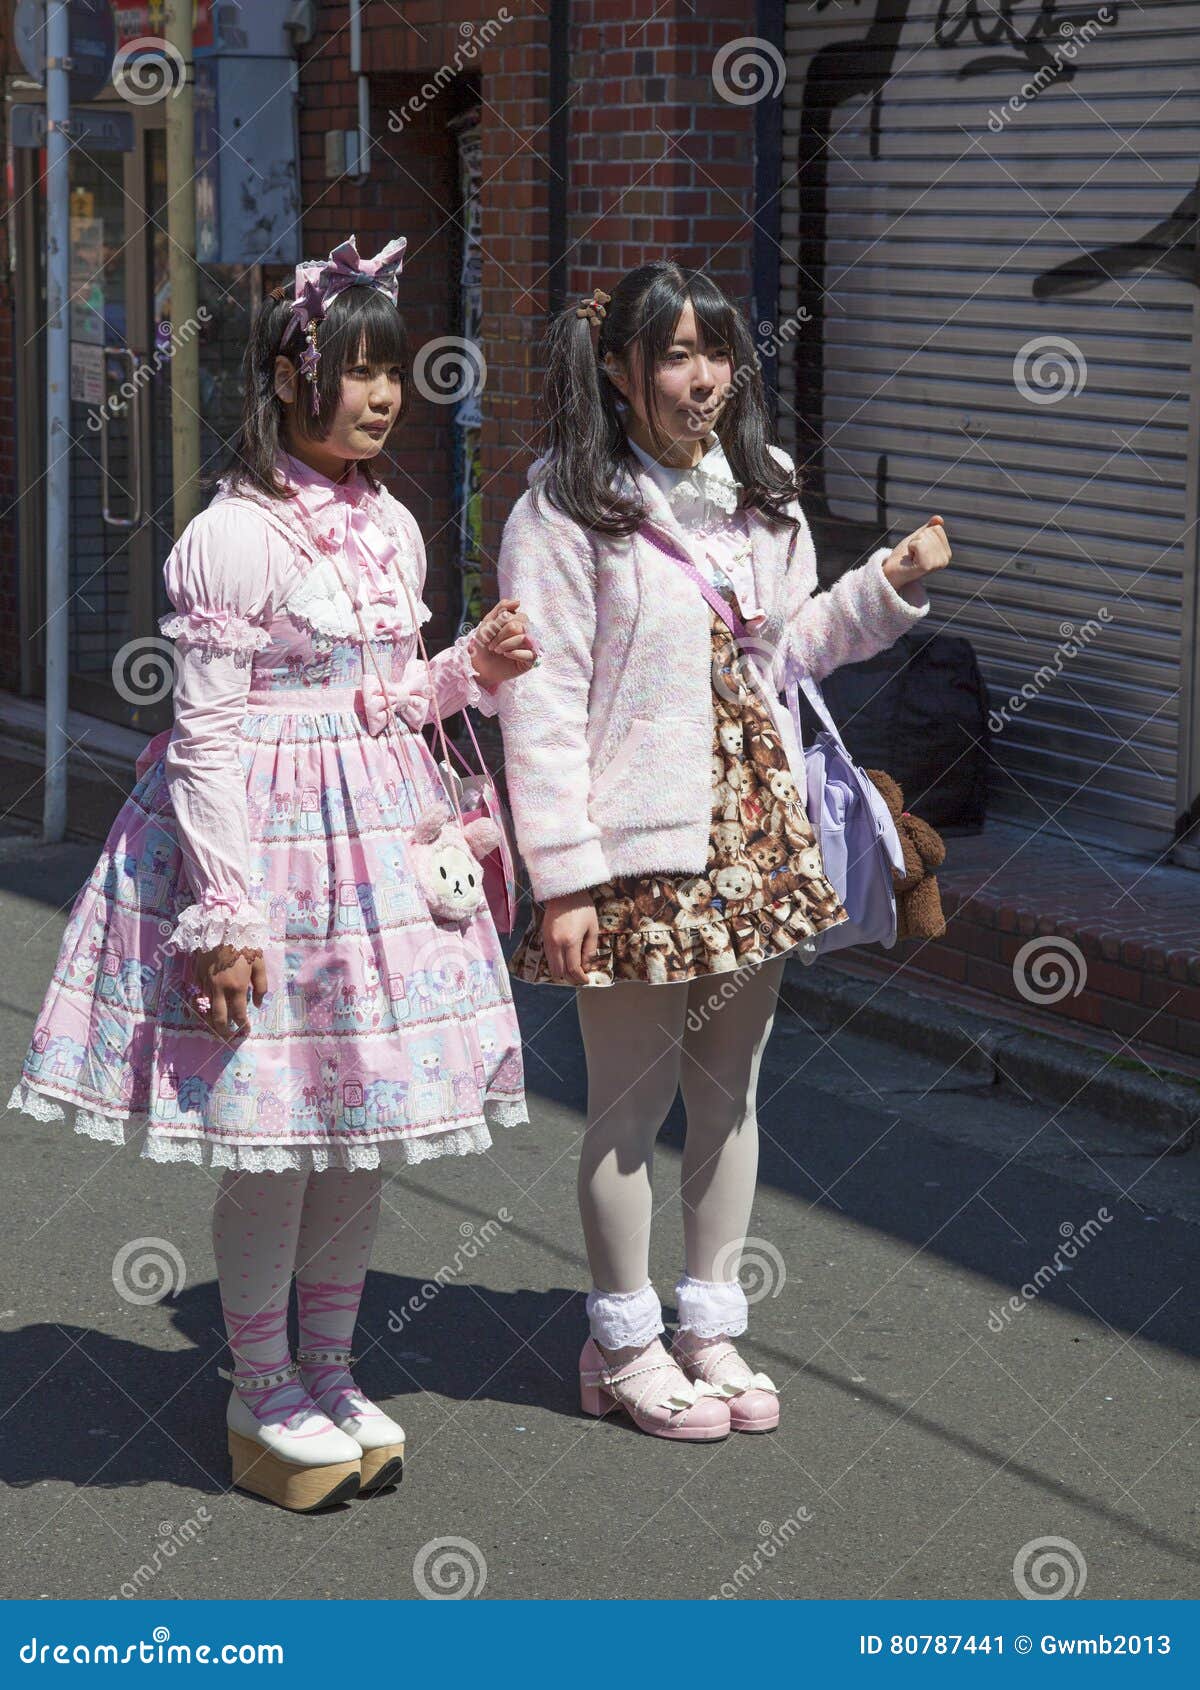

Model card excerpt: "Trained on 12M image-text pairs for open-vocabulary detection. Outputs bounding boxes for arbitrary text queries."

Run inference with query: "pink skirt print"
[10,647,528,1172]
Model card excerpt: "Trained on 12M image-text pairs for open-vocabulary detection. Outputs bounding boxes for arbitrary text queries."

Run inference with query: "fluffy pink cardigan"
[495,444,931,903]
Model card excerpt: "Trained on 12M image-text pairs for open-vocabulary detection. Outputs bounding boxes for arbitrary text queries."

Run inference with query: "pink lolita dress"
[8,448,528,1170]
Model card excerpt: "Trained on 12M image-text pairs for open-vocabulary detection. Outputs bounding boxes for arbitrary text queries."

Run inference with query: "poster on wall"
[69,217,106,347]
[113,3,213,49]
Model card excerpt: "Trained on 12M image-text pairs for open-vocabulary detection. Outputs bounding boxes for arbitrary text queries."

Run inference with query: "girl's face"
[274,334,403,477]
[606,299,733,463]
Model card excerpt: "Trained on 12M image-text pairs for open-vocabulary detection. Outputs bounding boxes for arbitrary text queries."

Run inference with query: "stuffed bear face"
[717,721,743,757]
[675,876,713,917]
[747,836,786,873]
[713,862,755,902]
[767,768,798,804]
[424,837,485,920]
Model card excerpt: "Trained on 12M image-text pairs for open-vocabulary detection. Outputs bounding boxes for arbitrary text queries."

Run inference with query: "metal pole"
[164,2,200,536]
[42,0,70,842]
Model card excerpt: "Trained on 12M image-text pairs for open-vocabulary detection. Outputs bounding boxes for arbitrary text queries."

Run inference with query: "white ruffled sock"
[585,1281,664,1351]
[674,1272,748,1340]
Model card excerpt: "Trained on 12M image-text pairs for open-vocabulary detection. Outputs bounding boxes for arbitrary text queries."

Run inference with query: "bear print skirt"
[508,608,851,987]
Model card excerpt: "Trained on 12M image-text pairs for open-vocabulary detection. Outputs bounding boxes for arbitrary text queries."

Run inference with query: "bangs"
[684,274,738,355]
[632,268,737,363]
[322,286,409,370]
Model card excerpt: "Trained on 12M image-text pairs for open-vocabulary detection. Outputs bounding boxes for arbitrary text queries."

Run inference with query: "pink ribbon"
[360,668,430,736]
[286,235,408,340]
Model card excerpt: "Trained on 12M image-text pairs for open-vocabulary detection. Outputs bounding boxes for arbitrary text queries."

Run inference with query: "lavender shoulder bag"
[640,520,902,959]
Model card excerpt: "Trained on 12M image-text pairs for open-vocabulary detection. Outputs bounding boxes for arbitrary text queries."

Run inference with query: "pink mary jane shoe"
[579,1336,732,1441]
[670,1332,780,1433]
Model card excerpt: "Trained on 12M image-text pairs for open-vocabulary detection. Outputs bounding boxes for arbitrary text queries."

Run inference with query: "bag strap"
[322,541,466,828]
[637,521,747,642]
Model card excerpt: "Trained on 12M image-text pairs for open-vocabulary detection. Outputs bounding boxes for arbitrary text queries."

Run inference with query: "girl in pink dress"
[8,235,535,1512]
[497,262,951,1443]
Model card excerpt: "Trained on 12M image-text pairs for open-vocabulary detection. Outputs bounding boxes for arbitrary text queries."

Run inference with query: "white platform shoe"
[223,1364,363,1512]
[297,1348,406,1494]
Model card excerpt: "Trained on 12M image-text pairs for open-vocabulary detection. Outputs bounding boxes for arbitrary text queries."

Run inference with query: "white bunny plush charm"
[411,799,501,924]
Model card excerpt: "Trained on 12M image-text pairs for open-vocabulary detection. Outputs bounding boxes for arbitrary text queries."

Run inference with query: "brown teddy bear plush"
[865,769,948,941]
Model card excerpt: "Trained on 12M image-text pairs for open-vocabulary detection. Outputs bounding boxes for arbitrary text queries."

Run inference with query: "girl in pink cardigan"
[497,261,951,1442]
[9,236,535,1511]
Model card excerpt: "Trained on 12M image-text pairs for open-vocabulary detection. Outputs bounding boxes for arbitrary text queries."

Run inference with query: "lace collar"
[209,452,428,642]
[624,430,744,526]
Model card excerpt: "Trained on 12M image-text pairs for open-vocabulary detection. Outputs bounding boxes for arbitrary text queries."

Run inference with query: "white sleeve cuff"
[164,899,269,955]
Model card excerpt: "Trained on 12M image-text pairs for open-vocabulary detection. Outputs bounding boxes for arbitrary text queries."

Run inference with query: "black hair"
[536,259,803,536]
[214,283,410,500]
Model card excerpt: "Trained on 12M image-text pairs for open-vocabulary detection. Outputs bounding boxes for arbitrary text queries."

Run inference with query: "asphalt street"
[1,827,1197,1602]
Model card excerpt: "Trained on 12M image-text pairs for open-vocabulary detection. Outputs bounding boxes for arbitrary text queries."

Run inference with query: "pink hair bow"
[283,235,408,411]
[286,235,408,337]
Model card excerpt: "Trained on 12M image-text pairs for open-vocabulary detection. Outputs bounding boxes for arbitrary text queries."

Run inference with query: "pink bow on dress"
[360,668,430,737]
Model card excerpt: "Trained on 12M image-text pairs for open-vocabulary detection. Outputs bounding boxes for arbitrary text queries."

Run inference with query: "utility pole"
[42,0,70,842]
[164,1,200,536]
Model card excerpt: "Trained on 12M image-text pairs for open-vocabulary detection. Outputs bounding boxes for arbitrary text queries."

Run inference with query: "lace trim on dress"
[585,1281,665,1349]
[163,900,270,955]
[7,1080,529,1172]
[283,553,431,645]
[674,1273,749,1339]
[159,610,271,665]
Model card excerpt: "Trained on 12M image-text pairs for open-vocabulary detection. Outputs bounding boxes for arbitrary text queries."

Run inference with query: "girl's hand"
[542,891,600,985]
[882,515,952,595]
[188,945,268,1039]
[470,598,538,688]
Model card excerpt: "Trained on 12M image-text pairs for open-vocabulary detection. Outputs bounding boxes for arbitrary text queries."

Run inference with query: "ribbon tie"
[659,1377,726,1412]
[286,235,408,339]
[361,668,431,736]
[711,1370,778,1398]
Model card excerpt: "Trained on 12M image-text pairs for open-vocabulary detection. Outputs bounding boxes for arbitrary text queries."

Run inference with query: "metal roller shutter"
[777,0,1200,862]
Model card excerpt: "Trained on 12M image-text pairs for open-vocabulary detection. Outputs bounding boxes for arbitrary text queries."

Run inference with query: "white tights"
[575,954,785,1350]
[211,1167,381,1425]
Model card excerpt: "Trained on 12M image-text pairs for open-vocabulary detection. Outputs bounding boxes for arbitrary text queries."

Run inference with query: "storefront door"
[14,99,174,733]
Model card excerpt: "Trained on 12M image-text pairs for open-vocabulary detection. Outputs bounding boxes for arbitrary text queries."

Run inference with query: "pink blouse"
[159,449,495,955]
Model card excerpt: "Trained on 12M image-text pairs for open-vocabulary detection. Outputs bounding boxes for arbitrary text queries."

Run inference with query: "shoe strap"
[296,1347,356,1366]
[218,1361,299,1392]
[599,1350,699,1416]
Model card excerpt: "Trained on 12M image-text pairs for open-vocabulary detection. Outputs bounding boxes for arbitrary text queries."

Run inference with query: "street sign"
[10,102,134,150]
[13,0,117,102]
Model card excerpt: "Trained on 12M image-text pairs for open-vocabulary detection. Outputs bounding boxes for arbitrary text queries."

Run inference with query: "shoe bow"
[713,1370,778,1398]
[659,1377,726,1411]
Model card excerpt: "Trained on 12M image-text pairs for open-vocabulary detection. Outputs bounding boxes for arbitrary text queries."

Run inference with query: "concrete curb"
[779,957,1199,1157]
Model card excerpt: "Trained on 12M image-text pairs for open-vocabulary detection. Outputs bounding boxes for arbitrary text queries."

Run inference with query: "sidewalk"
[781,817,1200,1153]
